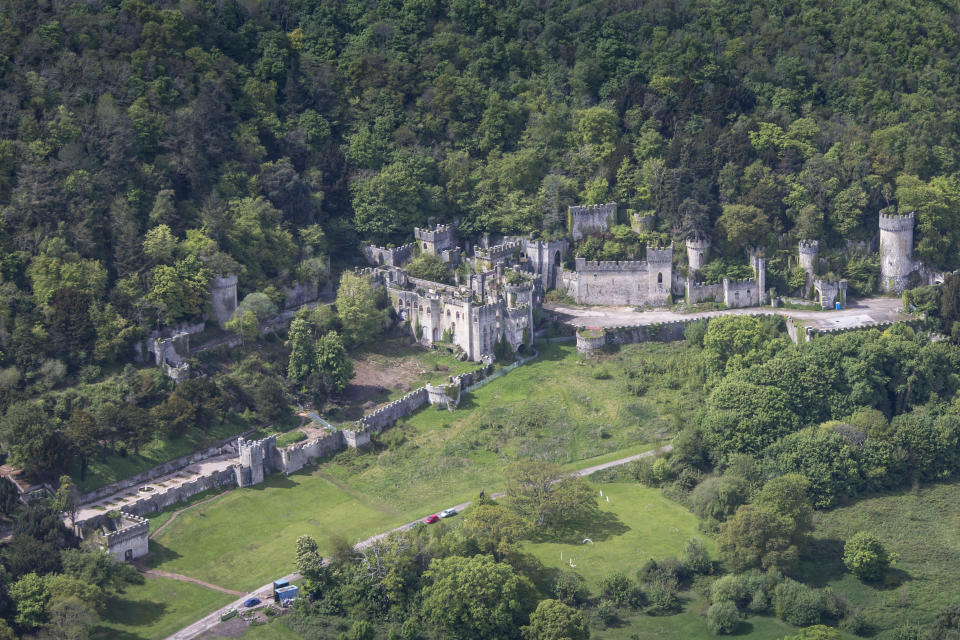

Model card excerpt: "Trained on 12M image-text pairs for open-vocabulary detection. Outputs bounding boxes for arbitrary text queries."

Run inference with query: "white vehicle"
[440,508,457,518]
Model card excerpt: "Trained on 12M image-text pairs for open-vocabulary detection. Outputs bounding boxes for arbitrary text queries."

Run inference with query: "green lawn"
[319,342,700,512]
[799,479,960,633]
[522,482,714,588]
[92,576,234,640]
[147,470,427,592]
[105,341,703,638]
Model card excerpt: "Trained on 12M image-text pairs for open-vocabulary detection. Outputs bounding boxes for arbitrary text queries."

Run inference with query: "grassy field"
[799,479,960,634]
[105,341,704,639]
[93,576,234,640]
[146,470,428,591]
[319,342,702,511]
[522,482,714,588]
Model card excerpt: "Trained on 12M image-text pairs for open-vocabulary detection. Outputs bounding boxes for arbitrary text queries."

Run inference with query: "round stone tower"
[879,212,915,293]
[798,240,819,296]
[686,235,710,272]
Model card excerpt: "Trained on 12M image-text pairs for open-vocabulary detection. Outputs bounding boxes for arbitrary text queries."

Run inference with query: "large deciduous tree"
[420,555,531,640]
[335,272,387,346]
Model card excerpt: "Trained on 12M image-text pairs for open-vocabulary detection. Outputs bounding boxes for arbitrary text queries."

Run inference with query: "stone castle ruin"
[561,249,674,306]
[686,234,711,272]
[415,223,460,264]
[568,202,617,241]
[100,513,149,562]
[879,212,916,293]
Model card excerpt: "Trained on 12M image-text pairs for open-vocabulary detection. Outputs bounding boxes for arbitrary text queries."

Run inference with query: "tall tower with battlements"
[879,212,915,293]
[798,240,818,297]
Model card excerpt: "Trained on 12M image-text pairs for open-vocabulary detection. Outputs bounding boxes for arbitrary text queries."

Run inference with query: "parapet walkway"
[164,443,673,640]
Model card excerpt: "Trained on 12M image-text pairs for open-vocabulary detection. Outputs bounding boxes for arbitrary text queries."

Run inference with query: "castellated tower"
[646,246,674,304]
[798,240,819,297]
[686,235,710,272]
[210,274,238,329]
[879,212,915,293]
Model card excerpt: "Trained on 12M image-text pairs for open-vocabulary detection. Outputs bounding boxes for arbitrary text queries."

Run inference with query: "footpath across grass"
[104,341,703,638]
[93,575,234,640]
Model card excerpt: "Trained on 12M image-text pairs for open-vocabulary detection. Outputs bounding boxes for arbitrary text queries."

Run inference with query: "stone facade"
[385,268,534,362]
[686,281,723,304]
[686,235,710,272]
[234,435,280,487]
[523,238,569,289]
[102,513,149,562]
[814,279,848,309]
[631,213,655,233]
[798,240,819,296]
[577,320,694,354]
[723,278,761,308]
[561,248,673,306]
[414,224,458,262]
[363,243,415,268]
[568,203,617,241]
[210,274,238,329]
[879,212,915,293]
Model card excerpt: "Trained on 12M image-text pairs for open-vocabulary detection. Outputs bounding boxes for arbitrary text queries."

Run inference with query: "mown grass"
[92,576,234,640]
[107,341,704,638]
[799,479,960,634]
[146,470,428,592]
[521,482,714,589]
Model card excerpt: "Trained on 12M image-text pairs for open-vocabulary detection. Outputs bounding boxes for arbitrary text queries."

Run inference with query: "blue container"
[835,301,842,310]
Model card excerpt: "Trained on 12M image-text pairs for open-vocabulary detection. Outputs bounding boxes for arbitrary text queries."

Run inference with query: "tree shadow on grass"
[92,626,151,640]
[145,540,182,565]
[100,594,168,627]
[797,536,847,585]
[798,536,912,590]
[531,509,630,544]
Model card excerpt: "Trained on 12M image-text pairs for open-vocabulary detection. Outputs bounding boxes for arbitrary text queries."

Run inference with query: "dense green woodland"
[3,0,960,395]
[3,1,960,637]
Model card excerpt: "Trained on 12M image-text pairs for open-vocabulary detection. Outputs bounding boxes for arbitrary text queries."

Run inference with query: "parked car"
[424,514,440,524]
[243,598,261,608]
[440,508,457,518]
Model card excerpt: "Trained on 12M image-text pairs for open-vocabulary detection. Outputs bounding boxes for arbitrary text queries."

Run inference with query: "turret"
[879,212,915,293]
[686,235,710,272]
[798,240,819,297]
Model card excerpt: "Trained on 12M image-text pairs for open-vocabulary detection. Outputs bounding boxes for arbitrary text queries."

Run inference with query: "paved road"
[166,444,672,640]
[547,296,908,331]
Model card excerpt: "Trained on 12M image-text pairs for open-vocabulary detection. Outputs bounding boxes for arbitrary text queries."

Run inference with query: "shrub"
[690,476,748,522]
[598,572,635,608]
[553,571,588,606]
[839,608,870,636]
[843,532,890,582]
[597,599,617,626]
[706,600,741,635]
[711,575,749,607]
[682,537,712,575]
[773,579,824,627]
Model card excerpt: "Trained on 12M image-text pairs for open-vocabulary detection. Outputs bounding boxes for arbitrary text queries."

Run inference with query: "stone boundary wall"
[278,431,345,476]
[354,387,430,433]
[79,433,248,505]
[686,281,722,304]
[78,467,238,525]
[577,314,779,353]
[805,319,918,341]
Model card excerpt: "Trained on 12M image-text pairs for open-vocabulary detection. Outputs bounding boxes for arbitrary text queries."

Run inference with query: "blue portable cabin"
[272,579,290,601]
[276,585,299,606]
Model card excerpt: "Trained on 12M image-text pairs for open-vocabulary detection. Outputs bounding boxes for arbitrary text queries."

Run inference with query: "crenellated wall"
[562,250,672,306]
[686,281,723,304]
[879,212,915,293]
[102,513,149,562]
[723,278,761,308]
[568,203,617,241]
[363,243,415,268]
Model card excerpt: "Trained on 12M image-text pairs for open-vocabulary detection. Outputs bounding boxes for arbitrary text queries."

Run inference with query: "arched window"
[657,272,663,284]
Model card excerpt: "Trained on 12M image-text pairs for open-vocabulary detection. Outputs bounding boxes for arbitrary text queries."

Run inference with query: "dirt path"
[134,562,246,596]
[165,443,672,640]
[150,490,234,540]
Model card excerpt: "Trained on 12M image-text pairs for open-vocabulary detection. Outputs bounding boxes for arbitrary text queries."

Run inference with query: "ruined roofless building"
[798,240,819,297]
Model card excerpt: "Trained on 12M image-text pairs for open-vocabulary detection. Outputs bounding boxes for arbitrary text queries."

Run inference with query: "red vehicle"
[424,514,440,524]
